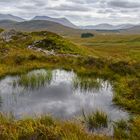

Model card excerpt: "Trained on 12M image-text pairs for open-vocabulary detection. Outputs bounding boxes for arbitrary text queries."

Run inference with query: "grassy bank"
[0,113,110,140]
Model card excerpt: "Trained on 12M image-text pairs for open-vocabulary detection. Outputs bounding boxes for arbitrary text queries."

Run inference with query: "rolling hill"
[122,25,140,34]
[32,16,77,28]
[0,19,140,35]
[0,20,85,37]
[81,24,114,30]
[81,23,136,30]
[0,13,140,34]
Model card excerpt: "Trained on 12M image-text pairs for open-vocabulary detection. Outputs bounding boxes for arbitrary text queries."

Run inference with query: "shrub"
[109,61,136,75]
[14,55,25,65]
[79,56,105,68]
[28,54,38,60]
[0,28,4,33]
[81,33,94,38]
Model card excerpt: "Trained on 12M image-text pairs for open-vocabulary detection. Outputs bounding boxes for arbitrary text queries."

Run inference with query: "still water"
[0,69,128,120]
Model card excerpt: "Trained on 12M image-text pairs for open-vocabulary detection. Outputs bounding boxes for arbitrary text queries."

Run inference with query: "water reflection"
[0,69,128,121]
[0,95,2,107]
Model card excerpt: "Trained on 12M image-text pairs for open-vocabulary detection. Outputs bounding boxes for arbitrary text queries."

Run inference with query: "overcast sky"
[0,0,140,25]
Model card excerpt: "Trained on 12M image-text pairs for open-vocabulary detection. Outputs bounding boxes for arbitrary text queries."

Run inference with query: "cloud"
[0,0,139,25]
[47,4,90,12]
[108,0,140,8]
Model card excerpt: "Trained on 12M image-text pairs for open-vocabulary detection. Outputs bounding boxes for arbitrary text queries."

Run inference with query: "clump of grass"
[83,110,108,130]
[39,115,55,126]
[114,119,128,130]
[113,119,129,139]
[17,70,52,90]
[73,76,101,92]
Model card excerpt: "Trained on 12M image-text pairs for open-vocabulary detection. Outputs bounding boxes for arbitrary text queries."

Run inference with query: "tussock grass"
[17,70,52,90]
[83,110,108,130]
[73,76,101,91]
[113,119,129,139]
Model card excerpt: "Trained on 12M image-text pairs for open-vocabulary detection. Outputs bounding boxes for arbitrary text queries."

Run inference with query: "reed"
[17,70,52,90]
[73,76,101,92]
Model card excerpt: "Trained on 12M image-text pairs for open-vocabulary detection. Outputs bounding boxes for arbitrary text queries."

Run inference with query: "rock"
[0,29,16,42]
[0,29,29,42]
[27,44,56,56]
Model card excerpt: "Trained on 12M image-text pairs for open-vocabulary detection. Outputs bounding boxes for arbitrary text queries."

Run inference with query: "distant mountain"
[0,18,139,35]
[115,24,134,30]
[0,14,25,22]
[123,25,140,34]
[81,23,137,30]
[0,20,84,36]
[0,20,17,28]
[32,16,77,28]
[81,24,114,30]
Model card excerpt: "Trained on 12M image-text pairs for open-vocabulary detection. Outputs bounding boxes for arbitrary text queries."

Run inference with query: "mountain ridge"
[0,14,25,22]
[0,20,84,36]
[81,23,137,30]
[32,16,77,28]
[0,14,139,31]
[0,14,138,30]
[0,14,140,34]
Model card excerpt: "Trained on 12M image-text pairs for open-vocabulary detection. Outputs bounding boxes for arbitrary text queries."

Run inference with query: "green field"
[68,34,140,61]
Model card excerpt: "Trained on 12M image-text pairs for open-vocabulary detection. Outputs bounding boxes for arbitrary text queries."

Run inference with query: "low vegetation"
[0,28,4,33]
[30,31,85,55]
[83,110,108,130]
[17,70,52,90]
[113,77,140,114]
[0,113,110,140]
[81,33,94,38]
[73,76,101,91]
[113,117,140,140]
[113,119,129,139]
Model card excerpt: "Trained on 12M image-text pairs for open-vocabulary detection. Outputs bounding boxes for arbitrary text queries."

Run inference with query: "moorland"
[0,20,140,140]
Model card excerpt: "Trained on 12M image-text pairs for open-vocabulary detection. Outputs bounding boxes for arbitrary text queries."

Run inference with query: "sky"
[0,0,140,25]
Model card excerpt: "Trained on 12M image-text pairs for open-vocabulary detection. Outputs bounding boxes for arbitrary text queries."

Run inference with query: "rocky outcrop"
[28,44,55,56]
[0,29,17,42]
[0,29,29,42]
